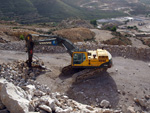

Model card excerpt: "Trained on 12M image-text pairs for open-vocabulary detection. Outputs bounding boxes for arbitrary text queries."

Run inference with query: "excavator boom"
[25,34,79,67]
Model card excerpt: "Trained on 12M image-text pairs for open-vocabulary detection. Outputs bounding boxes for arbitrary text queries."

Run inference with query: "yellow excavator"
[25,34,112,81]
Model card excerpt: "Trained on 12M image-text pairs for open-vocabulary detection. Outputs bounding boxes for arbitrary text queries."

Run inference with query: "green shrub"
[12,27,19,29]
[19,35,25,40]
[127,26,138,30]
[111,26,117,32]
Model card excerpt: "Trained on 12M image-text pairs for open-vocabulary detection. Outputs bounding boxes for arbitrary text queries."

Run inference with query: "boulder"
[127,106,135,113]
[25,85,36,93]
[34,90,46,97]
[47,98,55,110]
[86,106,94,111]
[24,85,36,100]
[0,79,29,113]
[55,106,72,113]
[100,100,110,108]
[38,105,52,113]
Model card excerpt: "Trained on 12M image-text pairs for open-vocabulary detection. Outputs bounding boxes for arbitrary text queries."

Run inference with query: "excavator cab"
[73,53,86,65]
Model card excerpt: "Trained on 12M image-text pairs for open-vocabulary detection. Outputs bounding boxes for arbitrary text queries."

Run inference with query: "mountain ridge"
[0,0,150,24]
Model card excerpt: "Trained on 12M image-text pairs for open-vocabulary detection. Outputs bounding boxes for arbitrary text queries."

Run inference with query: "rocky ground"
[0,22,150,113]
[0,52,118,113]
[0,45,150,113]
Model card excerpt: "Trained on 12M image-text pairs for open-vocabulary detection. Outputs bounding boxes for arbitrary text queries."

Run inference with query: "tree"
[90,19,97,26]
[111,26,117,32]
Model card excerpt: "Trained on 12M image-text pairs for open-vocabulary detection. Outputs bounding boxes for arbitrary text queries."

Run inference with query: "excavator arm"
[25,34,77,67]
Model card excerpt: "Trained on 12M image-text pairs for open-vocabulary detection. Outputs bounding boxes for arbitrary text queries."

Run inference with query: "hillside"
[0,0,150,23]
[63,0,150,15]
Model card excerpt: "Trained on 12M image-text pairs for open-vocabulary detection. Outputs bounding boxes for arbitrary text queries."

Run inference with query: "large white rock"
[38,105,52,113]
[39,95,56,110]
[55,106,72,113]
[0,79,29,113]
[127,106,135,113]
[102,109,113,113]
[34,90,46,97]
[100,100,110,108]
[24,85,36,101]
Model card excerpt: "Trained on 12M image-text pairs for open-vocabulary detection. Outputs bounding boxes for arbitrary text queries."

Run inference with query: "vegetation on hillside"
[0,0,134,24]
[0,0,150,24]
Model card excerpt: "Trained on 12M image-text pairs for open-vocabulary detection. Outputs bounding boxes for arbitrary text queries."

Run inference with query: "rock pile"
[0,41,25,51]
[0,61,116,113]
[0,41,65,53]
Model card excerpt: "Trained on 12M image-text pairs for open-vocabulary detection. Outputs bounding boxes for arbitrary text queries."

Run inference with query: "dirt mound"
[0,27,37,41]
[54,27,95,42]
[58,18,94,29]
[102,37,132,46]
[3,29,36,40]
[102,32,132,46]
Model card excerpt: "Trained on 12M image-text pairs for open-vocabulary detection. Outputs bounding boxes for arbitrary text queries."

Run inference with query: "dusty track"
[0,50,150,112]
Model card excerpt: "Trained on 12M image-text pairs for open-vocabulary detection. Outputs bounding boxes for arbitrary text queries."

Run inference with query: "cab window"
[73,53,86,64]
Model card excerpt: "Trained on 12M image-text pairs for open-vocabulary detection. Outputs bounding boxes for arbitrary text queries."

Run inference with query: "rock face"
[0,79,29,113]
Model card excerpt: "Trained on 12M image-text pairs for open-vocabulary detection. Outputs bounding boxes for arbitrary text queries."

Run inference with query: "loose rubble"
[0,61,117,113]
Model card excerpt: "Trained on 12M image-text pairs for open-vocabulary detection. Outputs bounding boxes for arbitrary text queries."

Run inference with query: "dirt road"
[0,50,150,111]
